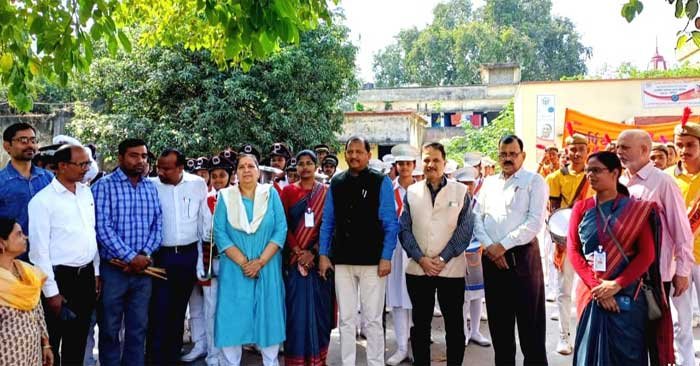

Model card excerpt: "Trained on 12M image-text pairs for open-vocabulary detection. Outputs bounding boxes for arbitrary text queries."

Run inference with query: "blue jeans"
[98,263,152,366]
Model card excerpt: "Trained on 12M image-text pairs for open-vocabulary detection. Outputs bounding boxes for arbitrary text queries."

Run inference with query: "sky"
[335,0,689,83]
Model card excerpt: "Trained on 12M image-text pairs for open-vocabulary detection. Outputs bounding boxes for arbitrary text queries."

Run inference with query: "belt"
[158,242,197,254]
[53,262,94,276]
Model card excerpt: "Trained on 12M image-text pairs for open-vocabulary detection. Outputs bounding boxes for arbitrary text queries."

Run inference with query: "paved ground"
[174,299,700,365]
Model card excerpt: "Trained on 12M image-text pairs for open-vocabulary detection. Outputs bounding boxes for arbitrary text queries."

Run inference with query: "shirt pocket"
[506,183,530,214]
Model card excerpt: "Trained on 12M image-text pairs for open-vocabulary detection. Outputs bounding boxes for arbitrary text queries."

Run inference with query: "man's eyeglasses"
[12,136,38,144]
[498,152,521,159]
[67,161,91,169]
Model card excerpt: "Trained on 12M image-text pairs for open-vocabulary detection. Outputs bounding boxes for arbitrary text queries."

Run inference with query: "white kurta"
[386,180,412,309]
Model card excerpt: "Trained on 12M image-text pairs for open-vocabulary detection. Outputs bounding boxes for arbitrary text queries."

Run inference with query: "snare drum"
[547,208,572,246]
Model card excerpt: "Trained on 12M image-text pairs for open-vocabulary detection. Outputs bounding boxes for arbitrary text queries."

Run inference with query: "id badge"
[304,209,314,228]
[593,246,606,272]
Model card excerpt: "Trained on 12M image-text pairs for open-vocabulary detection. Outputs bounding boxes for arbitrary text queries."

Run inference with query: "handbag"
[597,204,662,320]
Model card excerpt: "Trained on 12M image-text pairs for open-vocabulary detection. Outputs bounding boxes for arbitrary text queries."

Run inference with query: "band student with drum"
[544,133,594,355]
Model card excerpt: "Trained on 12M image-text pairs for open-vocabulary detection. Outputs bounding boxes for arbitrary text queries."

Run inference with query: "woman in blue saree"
[280,150,335,366]
[567,151,672,365]
[213,152,287,366]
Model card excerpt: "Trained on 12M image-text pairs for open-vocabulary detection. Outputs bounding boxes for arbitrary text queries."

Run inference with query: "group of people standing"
[2,114,700,366]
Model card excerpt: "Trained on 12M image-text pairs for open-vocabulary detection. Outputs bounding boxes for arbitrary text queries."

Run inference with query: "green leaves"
[687,0,699,19]
[1,0,334,111]
[621,0,644,22]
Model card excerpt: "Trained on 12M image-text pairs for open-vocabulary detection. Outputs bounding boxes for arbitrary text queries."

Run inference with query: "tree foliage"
[561,62,700,80]
[0,0,333,111]
[442,99,515,163]
[372,0,591,87]
[67,21,357,162]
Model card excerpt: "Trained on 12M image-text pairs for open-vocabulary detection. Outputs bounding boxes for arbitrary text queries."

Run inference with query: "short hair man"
[92,138,163,366]
[0,122,53,259]
[148,148,211,365]
[617,129,694,365]
[650,143,669,170]
[473,135,549,365]
[399,142,474,365]
[318,135,399,366]
[28,144,99,365]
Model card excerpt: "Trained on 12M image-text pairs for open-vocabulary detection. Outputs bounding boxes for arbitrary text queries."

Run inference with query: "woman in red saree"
[280,150,335,366]
[567,151,673,365]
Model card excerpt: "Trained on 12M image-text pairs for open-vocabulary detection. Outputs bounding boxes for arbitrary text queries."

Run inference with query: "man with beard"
[473,135,549,366]
[0,123,53,260]
[92,138,163,366]
[544,133,592,355]
[28,144,100,365]
[617,129,693,366]
[148,148,211,366]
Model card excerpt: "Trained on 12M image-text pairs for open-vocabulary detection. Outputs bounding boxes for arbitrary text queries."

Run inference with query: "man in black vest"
[319,135,400,366]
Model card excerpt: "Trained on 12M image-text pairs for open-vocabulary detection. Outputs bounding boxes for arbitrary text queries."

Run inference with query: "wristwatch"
[438,256,446,263]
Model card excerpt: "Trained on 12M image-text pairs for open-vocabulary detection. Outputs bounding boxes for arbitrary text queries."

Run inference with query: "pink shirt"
[620,161,694,282]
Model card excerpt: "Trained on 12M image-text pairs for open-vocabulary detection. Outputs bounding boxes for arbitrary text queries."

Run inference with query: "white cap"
[481,156,496,167]
[445,159,458,175]
[454,167,477,182]
[369,159,384,172]
[391,144,419,162]
[382,154,396,164]
[464,152,483,167]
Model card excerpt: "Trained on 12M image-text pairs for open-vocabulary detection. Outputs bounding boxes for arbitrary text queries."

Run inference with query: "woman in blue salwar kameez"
[213,153,287,366]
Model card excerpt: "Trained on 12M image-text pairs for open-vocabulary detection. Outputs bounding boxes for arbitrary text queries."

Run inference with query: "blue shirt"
[0,162,53,237]
[319,174,399,260]
[92,167,163,262]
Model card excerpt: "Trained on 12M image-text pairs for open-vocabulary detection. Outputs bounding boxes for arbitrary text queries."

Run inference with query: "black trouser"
[146,243,198,366]
[43,263,96,366]
[483,242,548,366]
[406,274,465,366]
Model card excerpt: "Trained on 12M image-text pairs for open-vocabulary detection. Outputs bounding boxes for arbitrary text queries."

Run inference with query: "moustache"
[503,161,513,166]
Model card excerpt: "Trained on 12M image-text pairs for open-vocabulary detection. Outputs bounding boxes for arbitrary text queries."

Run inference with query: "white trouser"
[391,308,410,353]
[556,258,574,335]
[335,264,386,366]
[544,231,558,297]
[221,344,279,366]
[203,277,221,365]
[692,264,700,314]
[670,282,695,366]
[463,299,483,337]
[189,285,207,349]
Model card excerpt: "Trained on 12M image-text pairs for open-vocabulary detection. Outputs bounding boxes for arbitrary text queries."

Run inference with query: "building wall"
[0,110,69,167]
[514,77,700,169]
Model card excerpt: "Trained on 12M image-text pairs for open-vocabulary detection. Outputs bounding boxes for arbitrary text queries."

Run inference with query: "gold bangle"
[42,345,51,349]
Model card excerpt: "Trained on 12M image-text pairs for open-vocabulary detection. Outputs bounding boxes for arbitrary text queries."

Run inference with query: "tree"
[442,99,515,163]
[372,0,591,87]
[0,0,334,111]
[67,21,357,162]
[621,0,700,50]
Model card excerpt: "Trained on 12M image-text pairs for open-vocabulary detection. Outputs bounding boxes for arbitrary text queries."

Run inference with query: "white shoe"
[556,334,573,355]
[181,345,207,362]
[469,332,491,347]
[386,350,409,365]
[433,307,442,317]
[692,313,700,328]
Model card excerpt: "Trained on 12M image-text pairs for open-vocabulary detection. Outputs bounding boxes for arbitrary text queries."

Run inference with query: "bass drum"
[547,208,572,246]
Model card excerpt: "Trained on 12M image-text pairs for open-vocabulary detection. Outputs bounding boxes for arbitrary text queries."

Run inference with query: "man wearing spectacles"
[0,122,53,260]
[473,134,549,366]
[27,144,100,365]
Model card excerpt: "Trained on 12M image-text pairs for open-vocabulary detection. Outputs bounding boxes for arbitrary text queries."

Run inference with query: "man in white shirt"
[473,135,549,366]
[28,144,100,365]
[148,148,212,366]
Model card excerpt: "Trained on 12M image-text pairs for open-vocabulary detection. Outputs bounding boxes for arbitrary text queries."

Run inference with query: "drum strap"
[687,187,700,237]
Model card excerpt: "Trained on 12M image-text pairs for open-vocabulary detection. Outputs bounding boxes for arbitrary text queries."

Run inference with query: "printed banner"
[642,81,700,108]
[561,108,700,151]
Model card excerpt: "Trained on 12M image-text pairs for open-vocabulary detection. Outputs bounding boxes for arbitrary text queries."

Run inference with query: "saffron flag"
[561,108,700,149]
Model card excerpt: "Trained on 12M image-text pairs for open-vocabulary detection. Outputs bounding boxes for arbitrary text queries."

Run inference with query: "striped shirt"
[92,167,163,262]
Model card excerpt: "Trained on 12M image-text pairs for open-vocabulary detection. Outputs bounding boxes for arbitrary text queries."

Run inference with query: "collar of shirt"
[624,161,655,181]
[498,166,526,182]
[426,175,448,202]
[3,162,49,181]
[49,177,87,195]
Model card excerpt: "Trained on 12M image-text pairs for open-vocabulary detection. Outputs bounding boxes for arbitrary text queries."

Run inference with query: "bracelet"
[42,345,51,349]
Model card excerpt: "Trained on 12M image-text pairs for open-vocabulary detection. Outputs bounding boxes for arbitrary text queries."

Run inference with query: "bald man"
[617,130,694,365]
